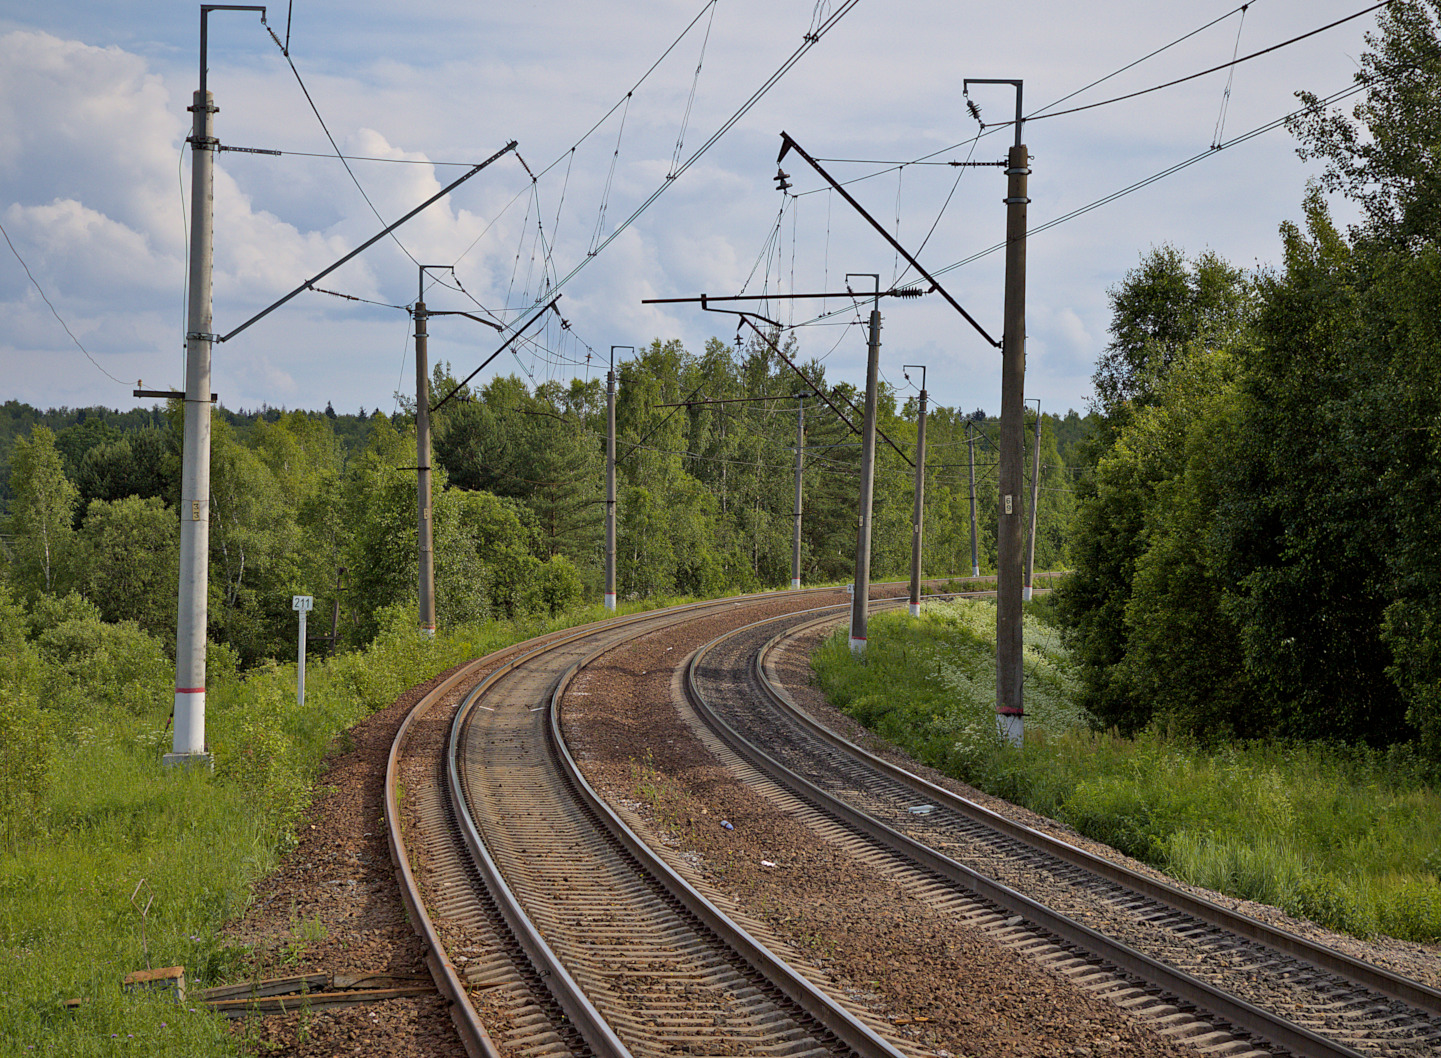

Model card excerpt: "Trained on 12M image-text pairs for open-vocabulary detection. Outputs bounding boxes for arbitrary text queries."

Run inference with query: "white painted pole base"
[996,713,1024,747]
[604,592,616,613]
[1023,586,1033,602]
[165,688,211,768]
[791,578,802,590]
[848,635,866,655]
[909,603,920,617]
[972,565,981,577]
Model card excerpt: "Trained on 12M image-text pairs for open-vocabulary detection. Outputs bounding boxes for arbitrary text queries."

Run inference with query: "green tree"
[1092,245,1254,425]
[77,495,179,643]
[1113,350,1254,737]
[1291,0,1441,246]
[1058,249,1253,731]
[6,426,79,597]
[74,427,175,511]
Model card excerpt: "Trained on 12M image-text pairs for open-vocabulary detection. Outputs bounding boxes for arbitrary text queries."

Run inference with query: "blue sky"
[0,1,1380,418]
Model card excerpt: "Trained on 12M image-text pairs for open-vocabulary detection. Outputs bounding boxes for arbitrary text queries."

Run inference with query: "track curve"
[387,588,929,1058]
[680,604,1441,1058]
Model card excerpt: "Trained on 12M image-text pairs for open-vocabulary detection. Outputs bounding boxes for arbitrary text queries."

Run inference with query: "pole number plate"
[292,595,314,611]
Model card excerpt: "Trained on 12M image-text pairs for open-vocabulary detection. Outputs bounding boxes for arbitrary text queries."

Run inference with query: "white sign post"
[293,595,314,708]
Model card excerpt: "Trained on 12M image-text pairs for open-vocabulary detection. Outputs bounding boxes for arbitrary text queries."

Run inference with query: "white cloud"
[0,2,1386,414]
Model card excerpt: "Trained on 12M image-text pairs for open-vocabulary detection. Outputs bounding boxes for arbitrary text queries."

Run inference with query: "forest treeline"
[0,340,1088,669]
[1056,0,1441,763]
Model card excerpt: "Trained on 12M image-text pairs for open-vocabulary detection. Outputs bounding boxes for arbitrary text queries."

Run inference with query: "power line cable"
[928,77,1373,279]
[1024,2,1390,124]
[262,29,423,268]
[1,217,129,386]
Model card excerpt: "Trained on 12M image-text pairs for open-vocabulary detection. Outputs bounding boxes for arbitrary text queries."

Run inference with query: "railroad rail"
[680,603,1441,1058]
[386,588,931,1058]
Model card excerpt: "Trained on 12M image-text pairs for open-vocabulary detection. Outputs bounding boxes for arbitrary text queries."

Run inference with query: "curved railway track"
[384,589,1441,1058]
[682,605,1441,1058]
[387,588,924,1058]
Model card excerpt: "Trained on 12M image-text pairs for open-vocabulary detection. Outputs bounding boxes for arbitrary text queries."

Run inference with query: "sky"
[0,0,1384,419]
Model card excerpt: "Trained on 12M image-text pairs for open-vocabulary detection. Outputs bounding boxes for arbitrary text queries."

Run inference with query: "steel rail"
[546,643,908,1058]
[384,655,502,1058]
[381,579,974,1056]
[430,585,908,1057]
[752,610,1441,1021]
[685,613,1374,1058]
[386,593,830,1058]
[440,589,830,1058]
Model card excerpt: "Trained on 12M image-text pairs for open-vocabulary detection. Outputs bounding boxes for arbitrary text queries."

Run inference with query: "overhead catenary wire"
[786,0,1294,195]
[537,0,860,309]
[1,217,129,387]
[262,27,423,269]
[926,77,1374,280]
[1023,1,1391,124]
[669,0,720,177]
[1212,3,1252,149]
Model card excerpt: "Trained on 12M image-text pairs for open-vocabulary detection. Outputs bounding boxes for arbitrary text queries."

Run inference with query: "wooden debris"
[198,970,434,1017]
[122,965,185,1003]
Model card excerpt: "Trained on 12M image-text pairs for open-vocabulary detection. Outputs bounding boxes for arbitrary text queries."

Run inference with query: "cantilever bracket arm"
[729,313,914,469]
[424,311,505,331]
[429,294,561,415]
[219,140,518,344]
[776,132,1000,350]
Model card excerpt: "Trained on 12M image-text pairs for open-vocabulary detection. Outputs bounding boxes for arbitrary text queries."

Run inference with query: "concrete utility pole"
[980,80,1030,749]
[967,421,981,578]
[849,274,881,655]
[906,366,928,617]
[606,346,630,612]
[414,289,436,636]
[1024,398,1042,603]
[168,5,266,768]
[791,397,804,589]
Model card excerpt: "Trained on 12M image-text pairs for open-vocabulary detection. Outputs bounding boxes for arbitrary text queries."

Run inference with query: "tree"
[74,427,174,511]
[77,495,179,643]
[1290,0,1441,246]
[1059,250,1253,731]
[6,426,78,598]
[1092,246,1254,424]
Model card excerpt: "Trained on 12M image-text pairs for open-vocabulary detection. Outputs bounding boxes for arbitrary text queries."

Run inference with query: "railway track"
[387,588,923,1058]
[386,588,1440,1058]
[681,603,1441,1058]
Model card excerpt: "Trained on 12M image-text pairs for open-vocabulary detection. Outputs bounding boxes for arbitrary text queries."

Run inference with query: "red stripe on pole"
[175,687,206,694]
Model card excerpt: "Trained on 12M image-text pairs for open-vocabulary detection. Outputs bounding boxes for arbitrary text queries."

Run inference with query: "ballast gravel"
[218,591,1441,1056]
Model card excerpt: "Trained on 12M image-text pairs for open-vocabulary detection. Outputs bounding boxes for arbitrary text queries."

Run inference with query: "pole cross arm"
[218,140,518,343]
[735,315,914,469]
[430,294,561,414]
[425,310,505,331]
[776,132,1000,350]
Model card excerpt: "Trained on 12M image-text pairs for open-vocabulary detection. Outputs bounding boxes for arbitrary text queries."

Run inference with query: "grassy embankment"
[0,594,694,1058]
[811,595,1441,945]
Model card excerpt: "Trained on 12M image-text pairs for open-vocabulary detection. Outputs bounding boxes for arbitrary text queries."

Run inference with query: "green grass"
[812,596,1441,944]
[0,595,688,1057]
